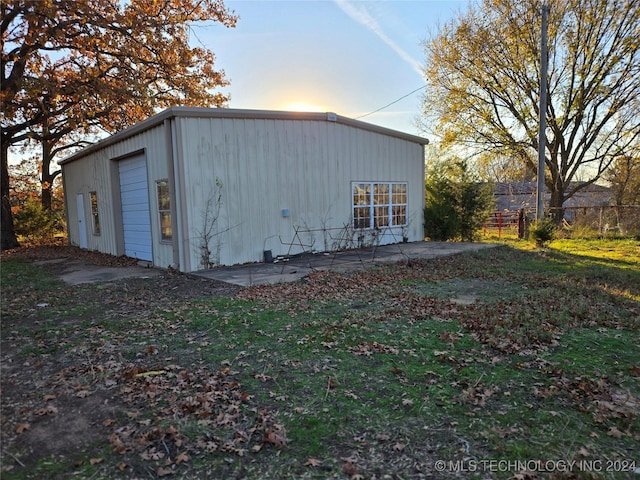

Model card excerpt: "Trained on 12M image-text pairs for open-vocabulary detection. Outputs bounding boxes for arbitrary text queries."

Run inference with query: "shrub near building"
[424,160,494,241]
[13,197,63,245]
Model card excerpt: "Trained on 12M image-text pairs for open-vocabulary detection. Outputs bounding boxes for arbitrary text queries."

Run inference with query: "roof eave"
[59,107,429,166]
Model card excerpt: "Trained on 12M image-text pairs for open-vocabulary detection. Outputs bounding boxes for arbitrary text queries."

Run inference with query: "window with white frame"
[352,182,407,229]
[156,180,172,241]
[90,191,100,235]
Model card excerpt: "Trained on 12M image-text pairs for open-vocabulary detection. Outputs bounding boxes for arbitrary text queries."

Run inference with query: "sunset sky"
[197,0,470,136]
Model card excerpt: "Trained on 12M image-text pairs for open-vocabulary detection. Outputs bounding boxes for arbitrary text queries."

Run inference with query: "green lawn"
[1,239,638,479]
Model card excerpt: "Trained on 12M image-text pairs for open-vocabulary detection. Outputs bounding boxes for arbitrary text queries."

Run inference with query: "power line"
[354,85,427,120]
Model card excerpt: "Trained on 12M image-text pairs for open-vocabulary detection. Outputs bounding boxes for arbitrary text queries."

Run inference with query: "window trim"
[156,179,172,242]
[352,181,408,230]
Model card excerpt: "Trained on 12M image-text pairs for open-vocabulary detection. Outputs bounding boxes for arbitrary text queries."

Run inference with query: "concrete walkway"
[192,241,498,287]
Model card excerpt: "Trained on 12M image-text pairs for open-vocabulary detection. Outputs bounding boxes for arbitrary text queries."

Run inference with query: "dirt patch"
[1,245,239,476]
[16,390,118,456]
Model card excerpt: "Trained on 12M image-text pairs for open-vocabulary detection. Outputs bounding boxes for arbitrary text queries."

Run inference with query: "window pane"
[373,183,389,205]
[157,181,170,210]
[90,191,100,235]
[353,183,369,205]
[353,206,370,229]
[392,183,407,204]
[392,205,406,226]
[374,205,389,227]
[160,212,172,241]
[157,180,172,241]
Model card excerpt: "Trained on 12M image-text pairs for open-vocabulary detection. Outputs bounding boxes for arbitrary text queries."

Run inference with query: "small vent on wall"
[327,112,337,122]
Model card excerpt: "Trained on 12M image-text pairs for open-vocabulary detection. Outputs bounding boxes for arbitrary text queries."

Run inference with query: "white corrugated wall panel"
[176,116,424,270]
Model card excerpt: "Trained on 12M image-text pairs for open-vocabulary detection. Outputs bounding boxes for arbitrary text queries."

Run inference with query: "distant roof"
[494,181,611,195]
[60,107,429,165]
[493,181,612,211]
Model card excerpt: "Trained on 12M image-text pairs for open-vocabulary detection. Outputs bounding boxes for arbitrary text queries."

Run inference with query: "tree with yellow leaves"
[421,0,639,221]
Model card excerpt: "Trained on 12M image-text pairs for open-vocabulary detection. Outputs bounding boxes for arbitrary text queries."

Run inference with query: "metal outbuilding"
[60,107,429,273]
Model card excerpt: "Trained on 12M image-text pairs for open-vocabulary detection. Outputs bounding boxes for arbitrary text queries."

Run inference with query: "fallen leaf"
[76,390,91,398]
[304,457,322,467]
[157,467,174,477]
[402,398,414,407]
[15,423,30,434]
[103,418,116,427]
[264,429,287,447]
[109,433,128,454]
[607,426,623,438]
[43,394,56,402]
[89,458,103,465]
[393,441,406,451]
[175,452,190,464]
[117,462,128,471]
[342,461,358,475]
[34,405,58,416]
[629,365,640,377]
[577,447,589,457]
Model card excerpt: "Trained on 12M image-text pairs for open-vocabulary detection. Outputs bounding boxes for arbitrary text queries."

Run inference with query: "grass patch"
[1,239,638,479]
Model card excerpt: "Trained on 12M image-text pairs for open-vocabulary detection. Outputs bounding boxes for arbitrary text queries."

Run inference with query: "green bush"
[13,197,61,245]
[424,160,494,241]
[530,218,556,247]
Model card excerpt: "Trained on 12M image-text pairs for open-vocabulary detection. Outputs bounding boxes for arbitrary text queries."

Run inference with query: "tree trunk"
[41,138,57,211]
[1,142,20,250]
[549,186,565,224]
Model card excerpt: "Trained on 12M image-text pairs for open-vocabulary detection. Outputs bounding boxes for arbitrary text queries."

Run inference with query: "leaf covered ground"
[1,241,639,479]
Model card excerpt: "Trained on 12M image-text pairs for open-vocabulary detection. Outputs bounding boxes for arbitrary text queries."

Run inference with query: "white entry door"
[118,155,153,261]
[76,193,88,249]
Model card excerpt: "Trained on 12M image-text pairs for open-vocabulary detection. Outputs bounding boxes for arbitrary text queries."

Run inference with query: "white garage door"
[118,155,153,261]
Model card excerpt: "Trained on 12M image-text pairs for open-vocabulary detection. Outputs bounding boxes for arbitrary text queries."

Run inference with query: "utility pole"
[536,1,549,220]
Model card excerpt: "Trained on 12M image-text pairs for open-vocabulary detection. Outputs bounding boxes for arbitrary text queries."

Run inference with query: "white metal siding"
[61,124,174,268]
[62,110,425,273]
[118,155,152,261]
[177,116,424,270]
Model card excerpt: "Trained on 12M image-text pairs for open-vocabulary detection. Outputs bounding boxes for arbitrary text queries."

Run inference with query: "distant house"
[493,181,613,213]
[60,107,429,272]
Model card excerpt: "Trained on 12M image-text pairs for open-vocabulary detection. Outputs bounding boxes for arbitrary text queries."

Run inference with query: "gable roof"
[60,107,429,166]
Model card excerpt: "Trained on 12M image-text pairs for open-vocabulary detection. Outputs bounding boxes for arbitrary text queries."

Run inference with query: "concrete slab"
[37,259,163,286]
[193,241,498,287]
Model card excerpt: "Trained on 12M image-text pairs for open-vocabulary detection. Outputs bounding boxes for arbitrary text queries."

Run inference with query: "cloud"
[334,0,422,76]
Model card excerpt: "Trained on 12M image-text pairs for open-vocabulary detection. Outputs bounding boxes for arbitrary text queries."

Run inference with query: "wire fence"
[551,205,640,237]
[482,205,640,239]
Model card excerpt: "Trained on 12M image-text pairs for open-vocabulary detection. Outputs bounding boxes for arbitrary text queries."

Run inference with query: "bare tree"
[421,0,640,221]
